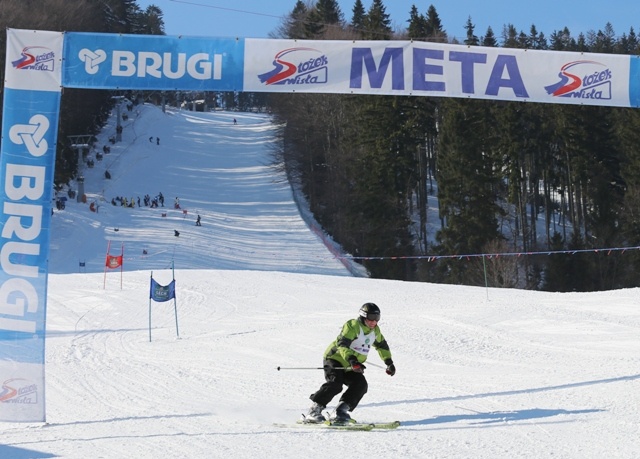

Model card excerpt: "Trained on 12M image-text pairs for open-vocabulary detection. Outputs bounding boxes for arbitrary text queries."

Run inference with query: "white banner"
[243,39,634,107]
[5,29,63,91]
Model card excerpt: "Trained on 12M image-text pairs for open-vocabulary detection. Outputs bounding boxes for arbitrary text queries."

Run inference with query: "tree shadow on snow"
[402,408,603,427]
[364,374,639,427]
[367,373,640,408]
[0,444,55,458]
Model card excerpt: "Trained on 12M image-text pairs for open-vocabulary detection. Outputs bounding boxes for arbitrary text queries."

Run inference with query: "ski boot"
[330,401,352,425]
[303,402,326,424]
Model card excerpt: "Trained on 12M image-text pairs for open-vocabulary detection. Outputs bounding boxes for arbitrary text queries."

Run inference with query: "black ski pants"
[309,359,368,410]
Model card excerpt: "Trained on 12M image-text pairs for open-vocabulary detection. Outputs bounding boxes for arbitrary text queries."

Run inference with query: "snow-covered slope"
[49,104,351,276]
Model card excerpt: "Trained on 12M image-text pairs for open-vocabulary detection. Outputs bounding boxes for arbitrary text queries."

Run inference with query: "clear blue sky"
[137,0,639,42]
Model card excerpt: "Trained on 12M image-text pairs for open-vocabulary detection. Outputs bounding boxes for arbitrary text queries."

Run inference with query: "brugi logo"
[78,48,223,80]
[0,379,38,404]
[544,60,612,100]
[79,48,108,74]
[1,113,50,335]
[11,46,55,72]
[258,47,328,86]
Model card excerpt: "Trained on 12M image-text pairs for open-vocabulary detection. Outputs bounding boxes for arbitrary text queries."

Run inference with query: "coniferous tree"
[628,27,640,53]
[481,26,498,47]
[362,0,392,40]
[312,0,345,38]
[501,24,519,47]
[316,0,343,25]
[463,16,479,45]
[549,27,575,50]
[575,32,588,51]
[542,232,572,290]
[435,98,502,284]
[528,24,547,49]
[102,0,144,34]
[341,96,417,279]
[588,23,616,53]
[617,105,640,285]
[407,5,426,40]
[409,4,447,279]
[304,6,325,38]
[139,5,165,35]
[424,5,446,42]
[273,0,308,39]
[350,0,366,36]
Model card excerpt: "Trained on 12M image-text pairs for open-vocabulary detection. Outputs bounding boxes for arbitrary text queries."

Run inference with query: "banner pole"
[172,261,179,338]
[173,296,179,339]
[120,243,124,290]
[149,271,153,342]
[103,240,110,289]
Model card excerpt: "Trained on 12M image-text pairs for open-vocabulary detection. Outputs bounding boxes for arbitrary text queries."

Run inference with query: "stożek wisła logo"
[258,47,328,86]
[544,60,612,100]
[11,46,55,72]
[0,379,38,404]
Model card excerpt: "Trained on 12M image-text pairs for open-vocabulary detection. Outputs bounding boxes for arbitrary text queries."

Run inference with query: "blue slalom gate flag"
[149,269,179,341]
[150,278,176,302]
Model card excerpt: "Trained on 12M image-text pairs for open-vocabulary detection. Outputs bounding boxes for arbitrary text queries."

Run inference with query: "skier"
[195,214,201,226]
[305,303,396,424]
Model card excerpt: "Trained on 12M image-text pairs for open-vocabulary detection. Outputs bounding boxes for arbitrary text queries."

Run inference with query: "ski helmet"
[359,302,381,321]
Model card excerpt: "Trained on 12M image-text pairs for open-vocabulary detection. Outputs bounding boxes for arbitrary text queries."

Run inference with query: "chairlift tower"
[68,134,92,202]
[112,95,125,142]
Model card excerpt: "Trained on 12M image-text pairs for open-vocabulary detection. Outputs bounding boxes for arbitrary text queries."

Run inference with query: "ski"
[366,420,401,429]
[323,418,401,430]
[272,420,374,431]
[309,419,375,431]
[274,419,400,431]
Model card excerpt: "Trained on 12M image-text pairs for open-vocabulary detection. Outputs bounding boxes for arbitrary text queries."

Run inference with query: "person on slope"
[305,303,396,424]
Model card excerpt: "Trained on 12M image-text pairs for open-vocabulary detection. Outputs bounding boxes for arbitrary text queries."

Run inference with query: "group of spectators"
[110,192,165,209]
[145,192,166,208]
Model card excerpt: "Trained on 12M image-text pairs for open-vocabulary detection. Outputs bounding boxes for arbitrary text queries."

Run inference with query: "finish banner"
[0,29,63,422]
[59,32,640,107]
[242,38,640,107]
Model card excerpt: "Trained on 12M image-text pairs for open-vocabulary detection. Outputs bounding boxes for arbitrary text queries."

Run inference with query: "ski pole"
[276,366,347,371]
[365,361,384,369]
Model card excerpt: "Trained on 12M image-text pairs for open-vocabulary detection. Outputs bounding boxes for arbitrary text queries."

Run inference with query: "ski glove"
[385,359,396,376]
[351,362,365,373]
[349,357,365,373]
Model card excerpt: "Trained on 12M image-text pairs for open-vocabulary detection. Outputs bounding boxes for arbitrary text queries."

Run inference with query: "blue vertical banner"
[0,29,63,422]
[630,56,640,108]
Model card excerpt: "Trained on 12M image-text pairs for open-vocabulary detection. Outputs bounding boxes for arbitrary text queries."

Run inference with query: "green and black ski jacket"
[324,318,392,370]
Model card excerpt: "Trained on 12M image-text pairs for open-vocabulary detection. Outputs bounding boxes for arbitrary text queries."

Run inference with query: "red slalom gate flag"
[105,254,123,269]
[104,241,124,289]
